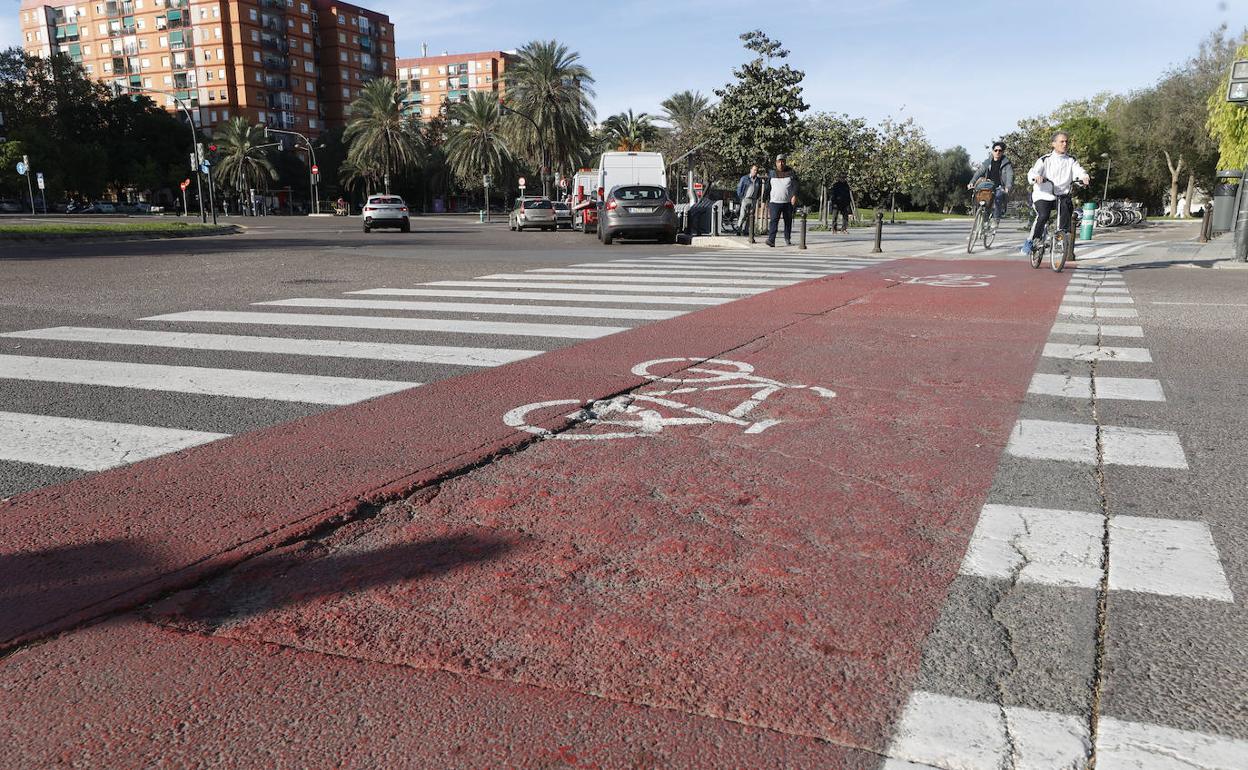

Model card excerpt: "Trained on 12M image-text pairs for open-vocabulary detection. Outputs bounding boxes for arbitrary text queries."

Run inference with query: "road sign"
[180,179,190,191]
[15,161,26,175]
[559,178,568,190]
[483,174,492,186]
[518,176,526,187]
[36,172,44,190]
[200,162,209,174]
[1228,59,1248,102]
[311,164,319,175]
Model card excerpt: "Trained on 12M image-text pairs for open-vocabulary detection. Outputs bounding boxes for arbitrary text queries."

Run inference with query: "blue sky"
[4,0,1240,154]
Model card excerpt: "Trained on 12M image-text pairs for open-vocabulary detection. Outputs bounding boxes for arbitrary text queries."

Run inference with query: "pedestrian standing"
[765,154,799,247]
[830,176,853,233]
[736,164,762,235]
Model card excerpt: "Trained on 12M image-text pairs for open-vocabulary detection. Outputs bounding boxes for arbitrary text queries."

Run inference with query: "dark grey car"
[599,185,678,245]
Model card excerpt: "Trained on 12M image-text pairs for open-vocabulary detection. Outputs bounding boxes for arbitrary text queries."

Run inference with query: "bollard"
[872,210,884,253]
[479,209,485,223]
[1199,201,1213,243]
[1080,201,1095,240]
[799,208,807,249]
[749,207,756,243]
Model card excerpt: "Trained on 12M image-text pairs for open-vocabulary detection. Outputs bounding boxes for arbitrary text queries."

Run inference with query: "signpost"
[693,181,704,200]
[483,174,492,223]
[518,176,526,205]
[1227,59,1248,102]
[17,155,35,215]
[180,178,190,217]
[35,172,45,213]
[1227,60,1248,261]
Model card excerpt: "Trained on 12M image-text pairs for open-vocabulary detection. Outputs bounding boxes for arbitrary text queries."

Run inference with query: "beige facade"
[396,50,512,121]
[18,0,396,137]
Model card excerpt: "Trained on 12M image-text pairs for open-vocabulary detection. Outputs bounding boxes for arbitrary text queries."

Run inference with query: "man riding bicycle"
[1022,131,1090,257]
[968,141,1013,222]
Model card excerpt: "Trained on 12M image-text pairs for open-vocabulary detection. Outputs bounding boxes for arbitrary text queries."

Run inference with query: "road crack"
[1087,324,1112,770]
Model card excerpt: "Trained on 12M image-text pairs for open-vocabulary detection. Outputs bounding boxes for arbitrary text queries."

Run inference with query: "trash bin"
[1212,170,1242,234]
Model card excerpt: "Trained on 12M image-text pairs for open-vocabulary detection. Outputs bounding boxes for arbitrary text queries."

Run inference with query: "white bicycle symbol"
[503,357,837,441]
[895,273,996,287]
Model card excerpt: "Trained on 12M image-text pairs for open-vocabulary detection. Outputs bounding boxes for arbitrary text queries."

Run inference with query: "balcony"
[263,56,289,71]
[267,93,294,111]
[265,75,289,90]
[106,1,135,17]
[261,0,287,12]
[261,36,289,53]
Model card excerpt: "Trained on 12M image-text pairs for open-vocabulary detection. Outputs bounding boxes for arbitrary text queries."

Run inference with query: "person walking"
[830,176,853,233]
[765,154,799,247]
[736,164,762,235]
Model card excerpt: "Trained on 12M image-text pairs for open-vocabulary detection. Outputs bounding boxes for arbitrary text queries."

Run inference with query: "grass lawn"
[0,221,224,236]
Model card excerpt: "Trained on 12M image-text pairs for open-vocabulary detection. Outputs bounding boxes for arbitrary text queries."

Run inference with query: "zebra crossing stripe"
[1064,286,1130,294]
[629,256,877,266]
[479,272,799,287]
[1049,322,1144,337]
[1077,242,1138,260]
[348,288,730,306]
[1029,373,1166,401]
[0,410,227,472]
[609,260,852,273]
[141,311,628,340]
[540,266,830,279]
[576,261,835,272]
[0,327,542,367]
[1006,419,1188,468]
[1058,305,1139,318]
[1061,294,1135,304]
[255,298,685,321]
[0,354,418,405]
[1042,342,1152,362]
[423,280,762,295]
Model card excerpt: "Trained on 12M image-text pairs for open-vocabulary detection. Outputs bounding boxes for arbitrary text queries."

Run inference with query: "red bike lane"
[1,263,1068,767]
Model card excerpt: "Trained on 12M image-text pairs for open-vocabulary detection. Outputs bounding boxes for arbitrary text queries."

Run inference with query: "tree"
[343,78,425,193]
[446,91,513,208]
[603,109,659,151]
[868,117,935,219]
[212,118,277,204]
[789,113,878,223]
[659,90,712,135]
[911,146,972,214]
[503,39,596,187]
[1208,42,1248,171]
[709,30,809,172]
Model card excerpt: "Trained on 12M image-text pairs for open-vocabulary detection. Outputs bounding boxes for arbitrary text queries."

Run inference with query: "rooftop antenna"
[421,42,428,57]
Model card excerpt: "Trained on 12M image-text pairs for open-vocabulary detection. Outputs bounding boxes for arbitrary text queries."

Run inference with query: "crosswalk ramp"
[0,252,891,493]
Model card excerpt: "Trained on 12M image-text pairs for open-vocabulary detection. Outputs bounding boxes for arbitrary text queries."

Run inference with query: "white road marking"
[1028,374,1166,401]
[552,265,831,278]
[1080,242,1138,260]
[627,257,876,267]
[348,288,729,306]
[254,297,684,321]
[1006,419,1188,468]
[141,311,627,340]
[1042,343,1152,362]
[479,272,797,287]
[1058,306,1139,318]
[0,411,227,471]
[1064,286,1130,294]
[1061,294,1135,304]
[0,354,417,405]
[884,691,1248,769]
[1049,323,1144,338]
[424,280,762,295]
[0,327,541,367]
[1151,302,1248,307]
[1109,517,1234,601]
[620,259,857,271]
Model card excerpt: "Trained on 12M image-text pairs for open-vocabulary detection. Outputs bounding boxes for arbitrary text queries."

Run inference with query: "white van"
[597,151,665,199]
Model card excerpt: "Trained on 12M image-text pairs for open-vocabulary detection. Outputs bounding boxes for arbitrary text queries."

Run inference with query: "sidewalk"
[1,260,1070,767]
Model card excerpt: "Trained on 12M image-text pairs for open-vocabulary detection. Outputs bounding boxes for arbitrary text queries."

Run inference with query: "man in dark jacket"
[968,141,1014,222]
[830,176,853,233]
[735,164,762,235]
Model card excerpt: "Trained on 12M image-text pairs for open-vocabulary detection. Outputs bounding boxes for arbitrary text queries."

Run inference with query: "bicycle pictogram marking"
[900,273,996,287]
[503,358,837,441]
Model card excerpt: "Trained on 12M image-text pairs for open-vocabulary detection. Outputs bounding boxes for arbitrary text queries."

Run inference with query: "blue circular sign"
[15,161,26,175]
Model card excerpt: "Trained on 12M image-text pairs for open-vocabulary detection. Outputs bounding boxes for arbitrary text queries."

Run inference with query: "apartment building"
[18,0,396,137]
[396,50,512,121]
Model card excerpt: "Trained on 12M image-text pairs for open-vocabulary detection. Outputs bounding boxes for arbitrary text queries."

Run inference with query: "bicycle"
[966,181,1000,253]
[1028,183,1084,272]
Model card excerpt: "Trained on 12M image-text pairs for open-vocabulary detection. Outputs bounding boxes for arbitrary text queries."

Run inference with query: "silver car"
[599,185,678,245]
[362,195,410,233]
[553,201,573,229]
[509,197,557,231]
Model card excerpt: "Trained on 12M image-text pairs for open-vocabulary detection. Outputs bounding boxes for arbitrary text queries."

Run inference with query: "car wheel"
[602,230,614,245]
[363,224,370,233]
[401,219,410,233]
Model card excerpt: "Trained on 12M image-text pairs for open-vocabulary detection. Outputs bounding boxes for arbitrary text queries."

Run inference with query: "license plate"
[632,207,655,214]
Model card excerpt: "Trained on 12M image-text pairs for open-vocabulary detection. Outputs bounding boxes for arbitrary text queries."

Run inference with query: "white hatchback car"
[362,195,410,233]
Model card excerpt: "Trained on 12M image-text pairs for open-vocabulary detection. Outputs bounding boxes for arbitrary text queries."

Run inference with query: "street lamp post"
[263,125,319,213]
[499,100,549,198]
[1100,152,1112,202]
[121,84,205,222]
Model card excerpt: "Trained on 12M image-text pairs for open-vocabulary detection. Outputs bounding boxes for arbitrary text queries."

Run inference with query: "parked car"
[508,197,557,231]
[362,194,410,232]
[552,200,573,229]
[599,185,678,245]
[0,199,25,213]
[90,201,118,214]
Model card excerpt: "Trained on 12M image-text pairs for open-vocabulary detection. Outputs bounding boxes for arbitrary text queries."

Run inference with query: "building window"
[300,2,308,11]
[309,118,317,129]
[306,81,313,92]
[301,22,308,33]
[341,87,349,97]
[218,68,224,78]
[253,51,260,62]
[304,61,312,72]
[337,32,345,43]
[249,9,257,20]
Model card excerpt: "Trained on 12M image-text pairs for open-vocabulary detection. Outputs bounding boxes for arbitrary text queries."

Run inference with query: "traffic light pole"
[263,126,318,214]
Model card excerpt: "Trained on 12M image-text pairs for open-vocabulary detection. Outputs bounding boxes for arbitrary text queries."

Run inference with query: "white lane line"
[348,288,729,306]
[141,311,627,340]
[1061,294,1135,304]
[627,257,876,266]
[422,280,762,295]
[0,354,417,405]
[634,254,886,262]
[1074,242,1128,260]
[547,266,830,278]
[1042,342,1152,362]
[255,297,684,321]
[1050,322,1144,337]
[1152,302,1248,307]
[1028,374,1166,401]
[478,272,797,287]
[1080,242,1138,260]
[1006,419,1188,468]
[0,411,227,472]
[587,260,843,272]
[1064,286,1131,294]
[884,691,1248,769]
[1058,306,1139,318]
[1110,517,1234,601]
[621,259,859,270]
[1068,275,1126,284]
[0,327,541,367]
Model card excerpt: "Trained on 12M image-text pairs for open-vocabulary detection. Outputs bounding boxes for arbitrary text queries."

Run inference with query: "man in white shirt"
[765,153,799,247]
[1022,132,1090,257]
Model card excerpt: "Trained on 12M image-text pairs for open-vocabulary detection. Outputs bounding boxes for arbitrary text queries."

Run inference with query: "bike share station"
[1212,58,1248,261]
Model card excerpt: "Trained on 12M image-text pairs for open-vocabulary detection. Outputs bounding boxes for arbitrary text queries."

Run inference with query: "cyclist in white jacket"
[1022,131,1090,257]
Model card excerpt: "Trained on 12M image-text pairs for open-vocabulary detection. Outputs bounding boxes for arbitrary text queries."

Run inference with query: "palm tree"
[338,154,382,198]
[503,39,596,188]
[603,109,659,151]
[343,78,424,193]
[212,117,277,208]
[446,91,512,212]
[659,90,712,134]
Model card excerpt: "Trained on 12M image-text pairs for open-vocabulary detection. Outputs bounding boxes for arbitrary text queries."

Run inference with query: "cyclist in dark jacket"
[968,141,1013,221]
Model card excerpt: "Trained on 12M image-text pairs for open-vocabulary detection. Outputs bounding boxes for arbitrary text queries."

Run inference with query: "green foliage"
[709,31,809,171]
[343,78,425,193]
[602,110,660,151]
[503,40,596,177]
[445,91,513,191]
[1208,43,1248,169]
[866,117,935,206]
[911,146,973,213]
[212,118,277,196]
[789,113,878,186]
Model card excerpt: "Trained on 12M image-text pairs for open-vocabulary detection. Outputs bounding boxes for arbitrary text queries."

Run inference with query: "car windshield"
[612,186,665,201]
[369,197,404,205]
[523,199,552,209]
[553,202,569,210]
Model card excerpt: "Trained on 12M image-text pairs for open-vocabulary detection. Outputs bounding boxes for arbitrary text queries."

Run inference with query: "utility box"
[1212,170,1242,234]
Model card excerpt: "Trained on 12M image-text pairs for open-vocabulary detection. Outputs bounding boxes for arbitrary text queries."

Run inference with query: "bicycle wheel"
[967,207,983,253]
[1051,231,1068,272]
[983,214,997,249]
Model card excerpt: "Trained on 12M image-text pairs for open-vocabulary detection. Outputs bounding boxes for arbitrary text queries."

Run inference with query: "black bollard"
[872,210,884,253]
[800,208,807,250]
[749,206,756,243]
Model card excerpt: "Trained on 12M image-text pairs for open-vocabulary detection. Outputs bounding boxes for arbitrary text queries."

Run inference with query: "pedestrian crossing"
[0,251,891,491]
